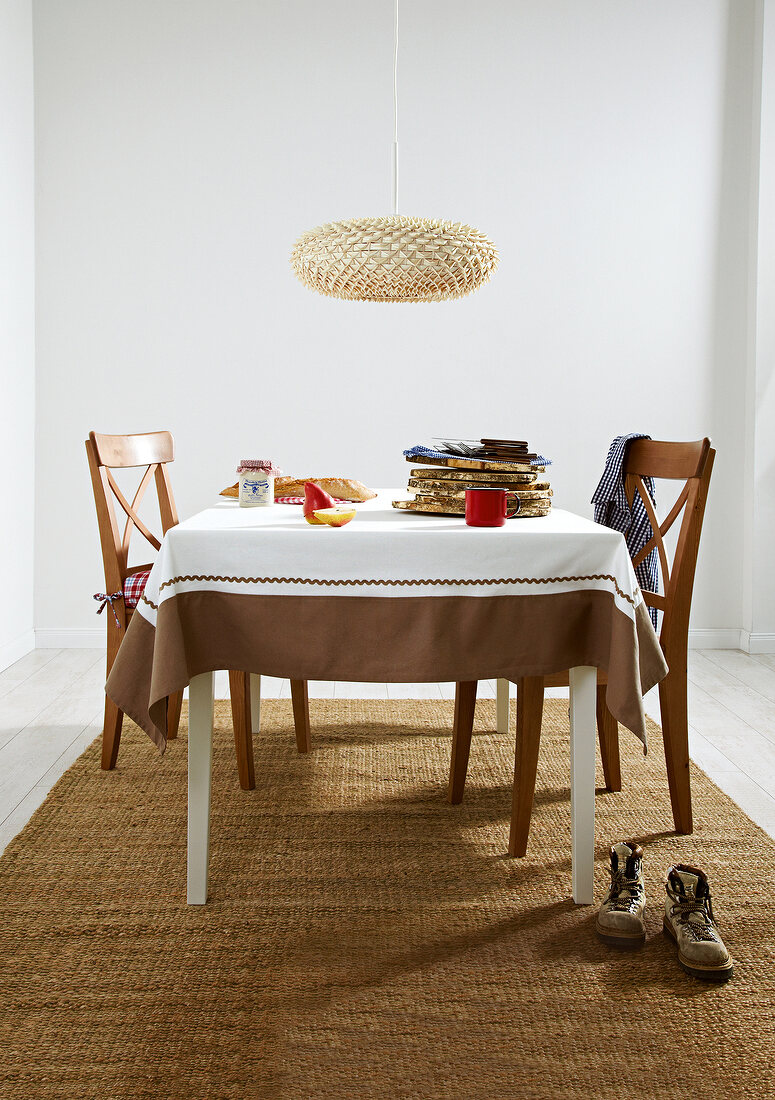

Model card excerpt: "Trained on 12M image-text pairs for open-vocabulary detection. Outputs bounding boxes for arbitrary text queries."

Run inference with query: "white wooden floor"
[1,649,774,853]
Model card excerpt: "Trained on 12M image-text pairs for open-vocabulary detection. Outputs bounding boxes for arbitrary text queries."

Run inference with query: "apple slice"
[304,481,336,525]
[311,507,357,528]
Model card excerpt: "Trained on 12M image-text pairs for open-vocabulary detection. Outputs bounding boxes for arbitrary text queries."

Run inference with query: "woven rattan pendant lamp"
[290,1,498,303]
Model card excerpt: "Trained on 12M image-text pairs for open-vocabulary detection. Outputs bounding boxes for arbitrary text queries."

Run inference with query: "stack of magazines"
[392,439,553,518]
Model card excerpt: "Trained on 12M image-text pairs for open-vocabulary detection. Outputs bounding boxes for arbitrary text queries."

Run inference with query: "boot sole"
[662,917,734,982]
[595,920,645,949]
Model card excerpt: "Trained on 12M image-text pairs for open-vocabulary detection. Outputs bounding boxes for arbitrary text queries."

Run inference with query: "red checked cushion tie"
[94,569,152,628]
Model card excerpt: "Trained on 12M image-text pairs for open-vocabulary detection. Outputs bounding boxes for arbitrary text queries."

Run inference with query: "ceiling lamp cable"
[392,0,398,215]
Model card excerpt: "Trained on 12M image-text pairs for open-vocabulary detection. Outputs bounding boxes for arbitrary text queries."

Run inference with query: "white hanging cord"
[391,0,399,215]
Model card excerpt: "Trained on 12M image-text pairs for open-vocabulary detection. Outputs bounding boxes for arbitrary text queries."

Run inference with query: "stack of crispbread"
[392,441,552,518]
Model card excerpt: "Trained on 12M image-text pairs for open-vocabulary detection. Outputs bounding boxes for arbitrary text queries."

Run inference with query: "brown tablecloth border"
[106,590,667,753]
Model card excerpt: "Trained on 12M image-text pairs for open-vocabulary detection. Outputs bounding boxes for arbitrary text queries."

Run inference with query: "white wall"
[32,0,761,641]
[747,0,775,649]
[0,0,35,667]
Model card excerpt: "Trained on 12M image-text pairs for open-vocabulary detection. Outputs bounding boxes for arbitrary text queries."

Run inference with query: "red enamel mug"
[465,487,521,527]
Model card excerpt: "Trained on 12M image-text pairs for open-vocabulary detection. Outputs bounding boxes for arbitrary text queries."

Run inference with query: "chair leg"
[290,679,311,753]
[249,673,261,735]
[166,690,183,740]
[448,681,478,803]
[659,669,692,834]
[496,678,510,733]
[101,623,123,770]
[228,670,256,791]
[101,696,124,770]
[509,676,545,857]
[596,684,621,792]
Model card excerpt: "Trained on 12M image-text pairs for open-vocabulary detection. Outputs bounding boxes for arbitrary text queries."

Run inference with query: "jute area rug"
[1,700,774,1100]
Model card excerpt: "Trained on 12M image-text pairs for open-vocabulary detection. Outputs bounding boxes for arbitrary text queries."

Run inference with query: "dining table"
[106,490,668,907]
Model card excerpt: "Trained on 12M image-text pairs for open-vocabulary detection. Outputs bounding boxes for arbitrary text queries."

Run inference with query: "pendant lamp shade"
[291,216,498,303]
[291,2,497,304]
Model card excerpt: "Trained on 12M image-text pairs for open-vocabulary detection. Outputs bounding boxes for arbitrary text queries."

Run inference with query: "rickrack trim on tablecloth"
[139,573,638,611]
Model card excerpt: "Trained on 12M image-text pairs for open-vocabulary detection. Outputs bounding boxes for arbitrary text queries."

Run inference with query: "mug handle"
[505,492,521,518]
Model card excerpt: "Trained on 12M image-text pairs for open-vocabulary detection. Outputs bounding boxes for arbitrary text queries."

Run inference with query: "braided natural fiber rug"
[1,700,774,1100]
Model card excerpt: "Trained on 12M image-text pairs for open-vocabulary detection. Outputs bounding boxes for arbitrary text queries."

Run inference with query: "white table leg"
[187,671,214,905]
[249,672,261,734]
[569,665,597,905]
[496,678,510,733]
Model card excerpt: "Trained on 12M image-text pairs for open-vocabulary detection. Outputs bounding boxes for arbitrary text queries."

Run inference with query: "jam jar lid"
[236,459,282,475]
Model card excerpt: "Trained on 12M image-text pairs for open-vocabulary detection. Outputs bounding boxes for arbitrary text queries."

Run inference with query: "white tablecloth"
[137,494,641,620]
[109,492,667,752]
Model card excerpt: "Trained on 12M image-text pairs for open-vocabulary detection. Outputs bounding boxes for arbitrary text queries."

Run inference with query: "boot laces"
[666,883,718,942]
[607,868,643,912]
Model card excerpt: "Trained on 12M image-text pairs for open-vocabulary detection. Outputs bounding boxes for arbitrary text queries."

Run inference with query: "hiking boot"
[596,841,646,948]
[663,864,733,983]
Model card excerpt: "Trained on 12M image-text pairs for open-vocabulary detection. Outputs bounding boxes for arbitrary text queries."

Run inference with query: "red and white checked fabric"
[94,569,151,628]
[123,570,151,609]
[275,496,347,505]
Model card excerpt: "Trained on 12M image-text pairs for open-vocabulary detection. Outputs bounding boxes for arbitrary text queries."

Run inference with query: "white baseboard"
[688,629,744,650]
[0,629,36,672]
[35,628,105,649]
[740,632,775,654]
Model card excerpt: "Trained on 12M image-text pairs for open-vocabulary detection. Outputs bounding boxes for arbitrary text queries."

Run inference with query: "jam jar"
[237,460,281,507]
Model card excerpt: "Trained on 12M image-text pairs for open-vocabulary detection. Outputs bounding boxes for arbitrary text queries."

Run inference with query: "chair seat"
[123,569,151,609]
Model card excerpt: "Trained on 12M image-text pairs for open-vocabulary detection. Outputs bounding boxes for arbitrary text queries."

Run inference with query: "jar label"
[240,476,272,505]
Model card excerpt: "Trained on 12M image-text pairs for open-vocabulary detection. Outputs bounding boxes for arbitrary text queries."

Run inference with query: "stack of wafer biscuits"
[392,444,552,518]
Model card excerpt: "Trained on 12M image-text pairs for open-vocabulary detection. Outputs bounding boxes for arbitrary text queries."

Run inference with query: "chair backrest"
[85,431,178,618]
[623,437,715,659]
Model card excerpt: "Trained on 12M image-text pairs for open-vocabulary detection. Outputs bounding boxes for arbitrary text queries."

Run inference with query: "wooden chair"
[86,430,312,785]
[448,438,715,854]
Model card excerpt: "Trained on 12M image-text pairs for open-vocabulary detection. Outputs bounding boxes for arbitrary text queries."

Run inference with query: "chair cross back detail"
[85,430,178,597]
[106,465,162,558]
[621,437,715,647]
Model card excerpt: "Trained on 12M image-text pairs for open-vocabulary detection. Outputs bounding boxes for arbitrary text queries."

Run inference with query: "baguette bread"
[220,477,376,502]
[275,477,377,501]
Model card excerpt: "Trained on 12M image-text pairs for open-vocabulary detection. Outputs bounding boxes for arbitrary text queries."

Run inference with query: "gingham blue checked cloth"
[592,434,659,629]
[404,445,551,467]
